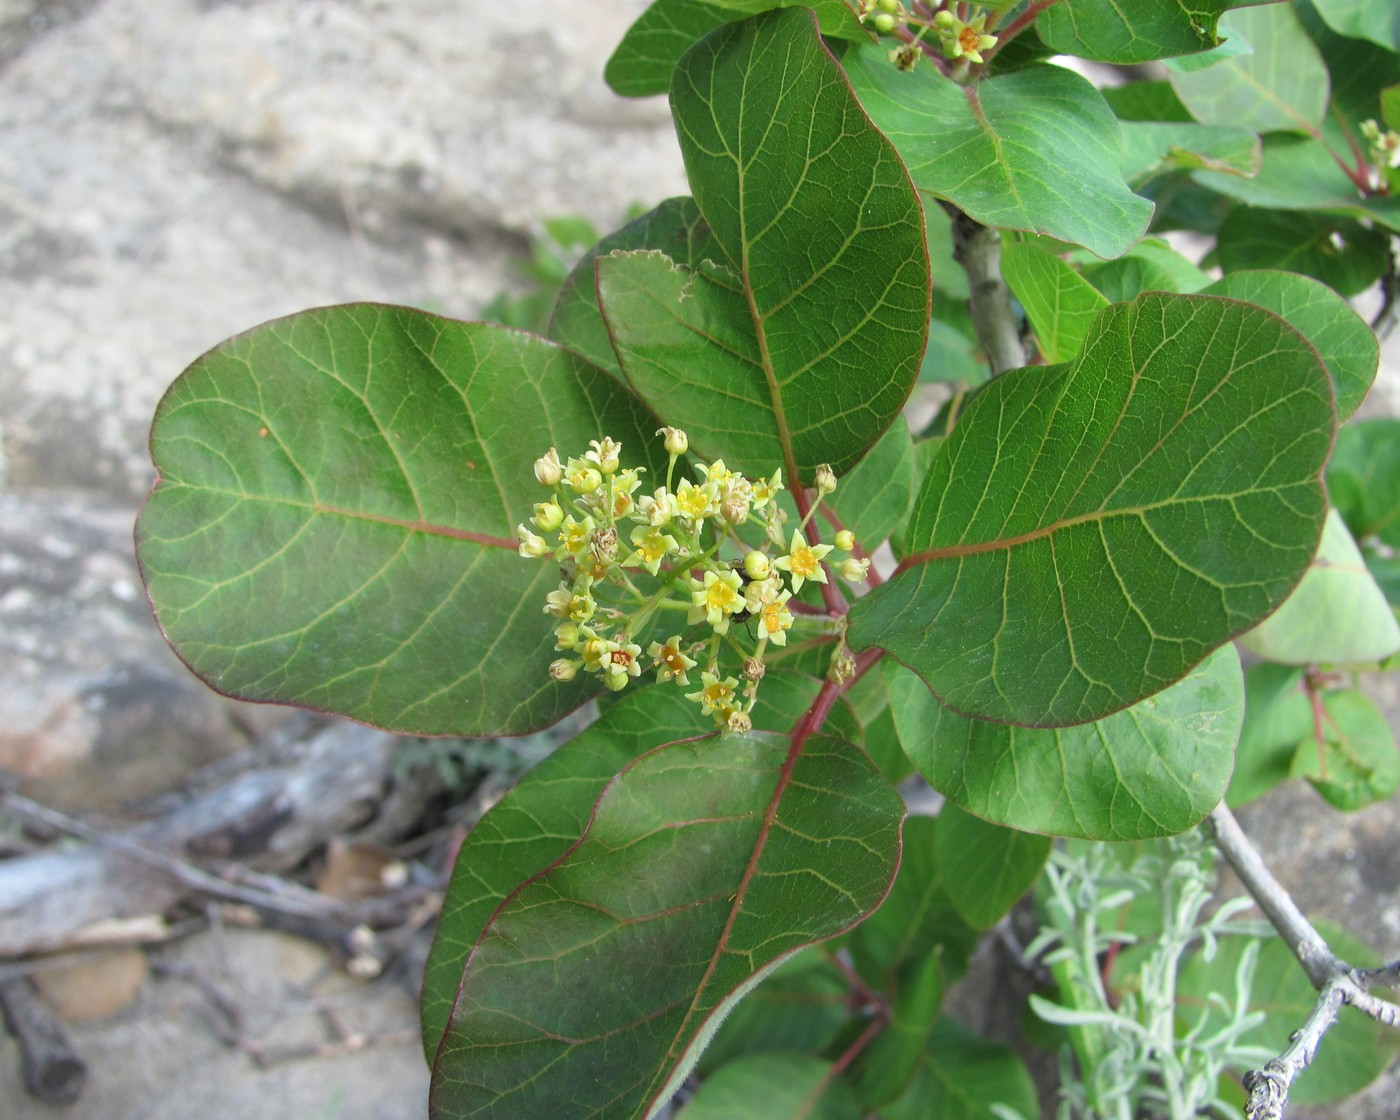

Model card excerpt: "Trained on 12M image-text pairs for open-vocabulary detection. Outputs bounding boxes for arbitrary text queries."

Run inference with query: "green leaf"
[605,0,736,98]
[886,647,1243,840]
[1384,83,1400,131]
[1291,688,1400,810]
[1001,242,1109,364]
[1197,133,1400,232]
[849,816,979,985]
[695,950,851,1076]
[428,731,902,1120]
[680,1052,861,1120]
[843,52,1152,259]
[1312,0,1400,51]
[1204,269,1379,420]
[851,953,943,1108]
[1238,509,1400,665]
[135,304,667,738]
[421,670,861,1058]
[1329,418,1400,549]
[1079,237,1213,299]
[936,804,1051,929]
[1180,925,1400,1103]
[549,196,724,377]
[882,1017,1039,1120]
[1169,5,1330,134]
[825,416,916,550]
[1118,119,1260,184]
[702,0,867,39]
[848,292,1334,728]
[1214,208,1389,298]
[601,10,929,481]
[1035,0,1279,64]
[1227,662,1311,808]
[1102,79,1194,122]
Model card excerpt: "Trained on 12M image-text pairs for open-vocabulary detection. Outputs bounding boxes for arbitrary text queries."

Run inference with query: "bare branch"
[946,204,1026,377]
[1208,803,1400,1119]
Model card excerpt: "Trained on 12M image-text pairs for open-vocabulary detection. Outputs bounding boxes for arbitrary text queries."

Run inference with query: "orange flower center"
[959,26,980,52]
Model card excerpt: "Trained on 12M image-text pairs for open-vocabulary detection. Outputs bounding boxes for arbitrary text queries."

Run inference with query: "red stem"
[791,1015,886,1120]
[979,0,1062,66]
[791,483,848,616]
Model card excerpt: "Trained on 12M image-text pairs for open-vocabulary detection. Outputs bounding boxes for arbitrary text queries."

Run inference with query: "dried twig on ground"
[0,976,87,1102]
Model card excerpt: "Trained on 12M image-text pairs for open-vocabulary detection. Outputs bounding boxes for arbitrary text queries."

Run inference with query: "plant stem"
[1208,803,1400,1119]
[947,204,1026,376]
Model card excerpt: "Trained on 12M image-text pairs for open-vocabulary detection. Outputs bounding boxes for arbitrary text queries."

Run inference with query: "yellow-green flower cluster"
[518,429,865,728]
[858,2,1001,72]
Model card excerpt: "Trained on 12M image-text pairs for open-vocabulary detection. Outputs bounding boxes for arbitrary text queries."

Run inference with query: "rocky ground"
[0,2,1398,1118]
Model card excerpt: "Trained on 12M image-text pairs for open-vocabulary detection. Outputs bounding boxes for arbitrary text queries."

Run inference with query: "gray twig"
[1208,803,1400,1119]
[947,204,1026,377]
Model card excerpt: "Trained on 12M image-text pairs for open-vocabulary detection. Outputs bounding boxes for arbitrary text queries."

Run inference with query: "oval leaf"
[679,1051,861,1120]
[886,647,1244,840]
[936,804,1050,929]
[848,292,1334,727]
[1169,5,1329,134]
[1204,269,1379,421]
[1036,0,1280,64]
[428,731,903,1120]
[420,671,862,1058]
[606,9,928,481]
[550,195,724,376]
[1001,242,1109,364]
[136,304,667,737]
[1238,509,1400,665]
[843,52,1152,259]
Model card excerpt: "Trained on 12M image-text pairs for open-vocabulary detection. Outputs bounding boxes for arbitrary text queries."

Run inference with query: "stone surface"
[0,490,259,811]
[0,0,687,502]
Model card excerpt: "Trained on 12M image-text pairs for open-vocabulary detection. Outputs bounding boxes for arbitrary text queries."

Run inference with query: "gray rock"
[0,490,265,811]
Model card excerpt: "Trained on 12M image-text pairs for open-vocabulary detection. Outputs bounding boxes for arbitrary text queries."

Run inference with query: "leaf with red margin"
[848,291,1334,727]
[428,730,903,1120]
[136,303,668,737]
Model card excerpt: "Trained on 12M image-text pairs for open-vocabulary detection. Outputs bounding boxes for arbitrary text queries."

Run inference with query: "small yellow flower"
[744,576,783,614]
[687,671,739,715]
[751,469,783,509]
[585,437,623,474]
[773,530,833,593]
[698,459,735,486]
[626,525,679,575]
[564,458,603,495]
[675,478,715,522]
[532,499,564,533]
[557,515,596,558]
[635,487,679,527]
[759,591,795,647]
[937,11,997,65]
[600,638,643,689]
[543,586,573,617]
[648,635,697,685]
[610,468,644,519]
[691,568,745,633]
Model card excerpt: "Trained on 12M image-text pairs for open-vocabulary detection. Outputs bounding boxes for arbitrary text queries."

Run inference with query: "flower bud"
[554,622,582,650]
[721,494,750,525]
[933,9,955,27]
[873,11,895,32]
[657,426,689,456]
[814,463,837,496]
[516,524,549,558]
[566,462,603,495]
[834,530,855,551]
[876,0,901,11]
[838,557,870,583]
[742,550,771,580]
[533,500,564,533]
[549,658,580,681]
[534,447,562,486]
